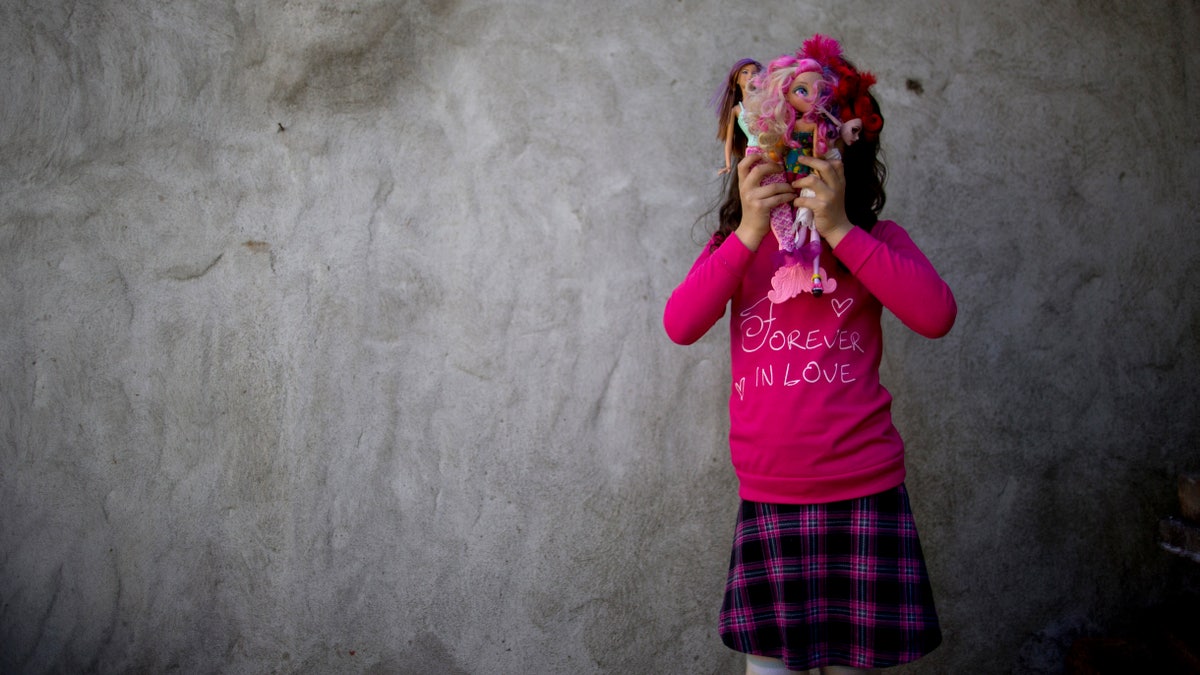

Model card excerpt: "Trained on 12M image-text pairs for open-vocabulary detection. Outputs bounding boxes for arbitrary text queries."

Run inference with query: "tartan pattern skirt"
[719,484,942,670]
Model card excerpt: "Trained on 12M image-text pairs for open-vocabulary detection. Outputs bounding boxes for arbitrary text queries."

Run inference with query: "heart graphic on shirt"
[734,377,745,401]
[831,298,853,317]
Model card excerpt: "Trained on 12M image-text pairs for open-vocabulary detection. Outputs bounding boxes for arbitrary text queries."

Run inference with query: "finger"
[735,153,766,181]
[744,160,784,186]
[790,155,821,170]
[822,158,845,187]
[788,158,825,185]
[792,173,826,191]
[738,151,779,171]
[792,194,817,212]
[791,154,843,177]
[747,191,796,216]
[791,182,828,204]
[764,191,798,209]
[750,193,796,214]
[750,181,796,200]
[757,192,797,211]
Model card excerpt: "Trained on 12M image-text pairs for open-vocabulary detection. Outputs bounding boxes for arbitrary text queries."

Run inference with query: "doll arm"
[663,235,755,344]
[832,222,957,338]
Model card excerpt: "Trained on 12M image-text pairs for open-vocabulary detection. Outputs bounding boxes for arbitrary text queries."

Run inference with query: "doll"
[742,35,881,304]
[801,34,882,148]
[713,59,763,175]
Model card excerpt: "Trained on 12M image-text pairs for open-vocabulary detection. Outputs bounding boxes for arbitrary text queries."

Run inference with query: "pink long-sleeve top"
[664,221,956,504]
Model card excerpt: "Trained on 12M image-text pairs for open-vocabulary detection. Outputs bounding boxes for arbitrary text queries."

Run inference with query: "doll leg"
[745,654,814,675]
[794,188,816,231]
[807,224,823,297]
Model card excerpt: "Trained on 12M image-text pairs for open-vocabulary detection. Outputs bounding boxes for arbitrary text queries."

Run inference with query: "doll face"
[841,118,864,145]
[785,71,822,113]
[737,64,760,90]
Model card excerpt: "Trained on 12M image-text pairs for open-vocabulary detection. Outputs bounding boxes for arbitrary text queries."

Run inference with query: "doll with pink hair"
[742,35,881,303]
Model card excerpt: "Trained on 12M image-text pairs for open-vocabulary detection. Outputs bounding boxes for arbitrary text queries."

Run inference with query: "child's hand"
[792,155,854,247]
[734,154,794,251]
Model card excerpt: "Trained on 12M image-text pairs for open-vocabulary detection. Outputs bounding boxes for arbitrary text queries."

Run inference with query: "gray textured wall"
[2,1,1198,673]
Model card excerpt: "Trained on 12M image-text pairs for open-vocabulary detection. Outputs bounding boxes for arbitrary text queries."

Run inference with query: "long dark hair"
[707,92,887,252]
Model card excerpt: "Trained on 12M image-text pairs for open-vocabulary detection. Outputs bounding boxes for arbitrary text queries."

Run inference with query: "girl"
[664,35,955,675]
[714,58,764,176]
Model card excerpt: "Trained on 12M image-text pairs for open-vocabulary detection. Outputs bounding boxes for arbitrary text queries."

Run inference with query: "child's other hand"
[792,155,854,247]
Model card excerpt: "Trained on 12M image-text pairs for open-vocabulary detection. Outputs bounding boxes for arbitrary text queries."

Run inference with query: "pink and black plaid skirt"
[719,484,941,670]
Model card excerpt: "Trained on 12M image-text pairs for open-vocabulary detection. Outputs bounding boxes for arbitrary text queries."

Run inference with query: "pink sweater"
[664,221,956,504]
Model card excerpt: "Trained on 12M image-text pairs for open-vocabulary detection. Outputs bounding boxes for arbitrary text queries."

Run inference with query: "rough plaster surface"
[2,1,1198,673]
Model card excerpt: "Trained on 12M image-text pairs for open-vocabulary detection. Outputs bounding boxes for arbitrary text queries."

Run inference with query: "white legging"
[745,654,868,675]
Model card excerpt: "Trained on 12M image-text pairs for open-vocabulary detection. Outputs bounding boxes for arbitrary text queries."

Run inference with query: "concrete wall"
[2,1,1197,673]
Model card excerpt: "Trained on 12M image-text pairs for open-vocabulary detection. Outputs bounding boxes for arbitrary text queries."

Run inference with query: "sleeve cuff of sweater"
[832,225,881,273]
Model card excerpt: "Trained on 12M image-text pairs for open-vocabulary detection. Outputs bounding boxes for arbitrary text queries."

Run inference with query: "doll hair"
[799,34,883,142]
[742,55,839,157]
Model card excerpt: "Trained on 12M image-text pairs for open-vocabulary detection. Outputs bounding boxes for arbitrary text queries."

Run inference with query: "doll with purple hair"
[713,58,763,176]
